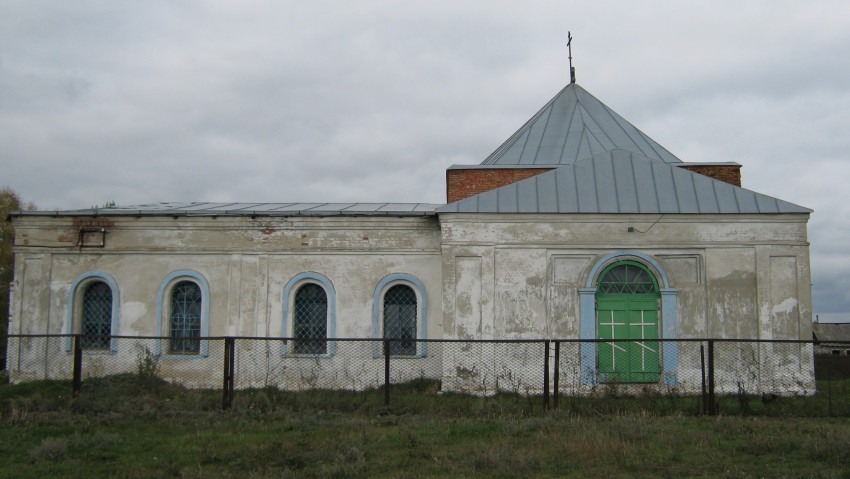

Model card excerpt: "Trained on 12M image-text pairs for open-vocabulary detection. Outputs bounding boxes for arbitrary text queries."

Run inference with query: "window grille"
[293,283,327,354]
[169,281,202,354]
[81,281,112,349]
[383,284,417,356]
[597,263,658,294]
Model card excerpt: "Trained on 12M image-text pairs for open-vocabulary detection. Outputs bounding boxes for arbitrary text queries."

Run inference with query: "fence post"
[827,357,834,417]
[707,339,716,415]
[543,340,550,411]
[72,335,82,398]
[700,343,707,415]
[553,341,560,410]
[222,337,235,410]
[384,339,391,408]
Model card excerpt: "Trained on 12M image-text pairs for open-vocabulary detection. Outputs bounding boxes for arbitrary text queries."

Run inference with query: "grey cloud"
[2,1,850,316]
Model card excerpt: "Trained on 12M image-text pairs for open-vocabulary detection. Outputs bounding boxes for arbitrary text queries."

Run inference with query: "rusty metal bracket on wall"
[77,227,106,248]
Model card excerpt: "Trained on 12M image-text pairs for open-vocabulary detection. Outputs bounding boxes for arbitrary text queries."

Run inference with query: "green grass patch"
[2,376,850,477]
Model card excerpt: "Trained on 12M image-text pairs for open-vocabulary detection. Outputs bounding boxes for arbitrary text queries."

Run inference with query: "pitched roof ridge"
[481,84,574,165]
[574,96,617,150]
[576,86,679,163]
[481,83,684,166]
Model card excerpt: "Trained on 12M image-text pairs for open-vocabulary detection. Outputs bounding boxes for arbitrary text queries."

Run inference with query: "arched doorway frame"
[578,251,679,386]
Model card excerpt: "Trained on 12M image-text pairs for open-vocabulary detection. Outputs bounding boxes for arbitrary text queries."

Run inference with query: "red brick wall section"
[446,164,741,203]
[679,165,742,187]
[446,168,555,203]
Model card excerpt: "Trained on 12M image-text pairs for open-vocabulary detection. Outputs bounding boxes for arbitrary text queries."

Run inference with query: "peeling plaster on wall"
[676,288,707,337]
[256,255,270,338]
[227,254,243,337]
[494,249,547,338]
[440,215,810,345]
[773,297,800,315]
[552,255,592,284]
[12,213,443,347]
[708,270,758,338]
[51,282,71,334]
[659,255,701,285]
[765,254,803,340]
[122,302,148,335]
[9,208,813,393]
[21,257,48,334]
[497,287,541,336]
[767,297,801,345]
[547,254,589,338]
[548,285,579,337]
[454,256,483,340]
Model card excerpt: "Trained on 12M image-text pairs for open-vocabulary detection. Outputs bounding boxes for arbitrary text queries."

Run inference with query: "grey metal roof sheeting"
[482,83,683,166]
[439,150,811,214]
[11,202,440,218]
[812,323,850,342]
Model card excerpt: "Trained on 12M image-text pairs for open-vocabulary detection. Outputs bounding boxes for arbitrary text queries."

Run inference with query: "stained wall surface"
[7,215,443,384]
[439,213,812,338]
[7,211,814,394]
[438,212,814,394]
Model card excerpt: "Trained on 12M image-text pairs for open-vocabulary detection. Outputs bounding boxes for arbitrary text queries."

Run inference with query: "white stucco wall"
[7,214,444,385]
[6,211,815,395]
[438,212,814,395]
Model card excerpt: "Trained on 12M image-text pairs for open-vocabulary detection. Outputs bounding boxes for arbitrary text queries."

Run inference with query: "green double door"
[596,294,660,383]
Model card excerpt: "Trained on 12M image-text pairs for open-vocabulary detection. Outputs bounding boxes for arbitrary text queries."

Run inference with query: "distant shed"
[812,323,850,356]
[812,322,850,379]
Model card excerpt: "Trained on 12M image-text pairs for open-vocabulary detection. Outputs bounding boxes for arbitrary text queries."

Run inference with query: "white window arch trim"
[66,271,121,353]
[155,270,211,358]
[281,272,336,358]
[372,274,428,359]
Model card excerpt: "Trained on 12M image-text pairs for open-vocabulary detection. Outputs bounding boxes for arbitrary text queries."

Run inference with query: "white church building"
[7,78,815,395]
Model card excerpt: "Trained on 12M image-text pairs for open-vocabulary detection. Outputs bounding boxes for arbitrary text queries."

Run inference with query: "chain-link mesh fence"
[4,334,850,416]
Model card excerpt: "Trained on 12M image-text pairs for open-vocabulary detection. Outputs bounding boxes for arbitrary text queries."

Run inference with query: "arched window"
[383,284,417,356]
[597,262,658,294]
[67,272,120,353]
[155,270,210,357]
[372,274,427,358]
[80,281,112,350]
[282,272,336,357]
[293,283,328,354]
[169,281,203,354]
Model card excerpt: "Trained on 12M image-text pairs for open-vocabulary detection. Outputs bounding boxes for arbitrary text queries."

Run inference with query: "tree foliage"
[1,186,35,369]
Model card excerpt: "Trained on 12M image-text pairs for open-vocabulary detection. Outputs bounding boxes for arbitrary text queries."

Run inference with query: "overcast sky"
[1,1,848,320]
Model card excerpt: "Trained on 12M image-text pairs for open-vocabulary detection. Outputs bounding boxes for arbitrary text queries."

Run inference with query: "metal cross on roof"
[568,31,576,84]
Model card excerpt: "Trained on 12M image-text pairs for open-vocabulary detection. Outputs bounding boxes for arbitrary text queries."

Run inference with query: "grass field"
[2,375,850,478]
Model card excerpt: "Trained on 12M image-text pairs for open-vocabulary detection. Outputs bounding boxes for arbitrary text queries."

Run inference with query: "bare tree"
[1,187,36,370]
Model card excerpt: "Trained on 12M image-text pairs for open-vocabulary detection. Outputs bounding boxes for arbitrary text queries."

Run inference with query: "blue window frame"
[155,270,210,357]
[293,283,328,354]
[383,284,417,356]
[372,274,428,358]
[81,281,112,350]
[66,272,120,353]
[169,281,202,354]
[282,272,336,357]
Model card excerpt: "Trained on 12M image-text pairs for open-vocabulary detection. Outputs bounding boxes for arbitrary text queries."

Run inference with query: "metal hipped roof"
[438,149,811,214]
[10,202,440,218]
[482,83,683,166]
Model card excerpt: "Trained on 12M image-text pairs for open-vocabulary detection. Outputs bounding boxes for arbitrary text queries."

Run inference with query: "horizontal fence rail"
[4,334,850,417]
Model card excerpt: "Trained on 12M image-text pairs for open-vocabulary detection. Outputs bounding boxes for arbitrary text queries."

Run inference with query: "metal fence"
[4,334,850,416]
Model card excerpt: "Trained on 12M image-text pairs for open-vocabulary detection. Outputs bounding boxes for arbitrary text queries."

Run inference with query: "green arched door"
[596,261,660,383]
